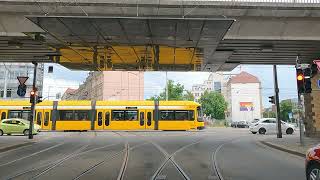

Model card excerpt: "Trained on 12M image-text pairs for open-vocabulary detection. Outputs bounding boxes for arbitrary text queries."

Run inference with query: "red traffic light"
[30,90,36,96]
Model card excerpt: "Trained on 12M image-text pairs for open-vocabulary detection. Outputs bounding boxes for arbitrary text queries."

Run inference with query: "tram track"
[5,132,121,180]
[126,131,207,180]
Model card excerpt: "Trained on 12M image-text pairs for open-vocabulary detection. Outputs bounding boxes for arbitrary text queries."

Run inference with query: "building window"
[6,89,12,98]
[0,90,3,98]
[214,82,222,93]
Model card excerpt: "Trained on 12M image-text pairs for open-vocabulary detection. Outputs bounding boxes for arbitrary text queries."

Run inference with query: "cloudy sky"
[42,63,298,108]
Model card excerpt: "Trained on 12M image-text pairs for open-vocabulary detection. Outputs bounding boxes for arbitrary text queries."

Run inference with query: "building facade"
[191,73,227,101]
[304,72,320,137]
[62,71,144,101]
[0,63,44,99]
[226,71,262,123]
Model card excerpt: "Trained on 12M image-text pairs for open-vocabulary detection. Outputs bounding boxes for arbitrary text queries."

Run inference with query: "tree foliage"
[147,80,194,101]
[199,91,227,120]
[280,100,293,121]
[263,111,276,118]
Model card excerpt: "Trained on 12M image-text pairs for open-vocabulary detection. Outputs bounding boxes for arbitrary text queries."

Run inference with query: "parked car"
[306,144,320,180]
[249,118,295,135]
[0,118,40,136]
[236,121,249,128]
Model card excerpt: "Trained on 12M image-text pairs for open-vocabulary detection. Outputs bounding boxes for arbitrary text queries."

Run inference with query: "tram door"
[95,110,111,130]
[0,110,7,120]
[145,110,154,130]
[39,110,51,130]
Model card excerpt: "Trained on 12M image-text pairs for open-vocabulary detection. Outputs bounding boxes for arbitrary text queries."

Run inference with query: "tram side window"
[125,110,138,121]
[74,110,89,121]
[1,112,6,120]
[36,112,42,125]
[8,110,31,120]
[189,110,195,120]
[59,110,74,120]
[160,110,175,120]
[44,112,49,126]
[112,110,138,121]
[112,110,125,121]
[175,111,189,120]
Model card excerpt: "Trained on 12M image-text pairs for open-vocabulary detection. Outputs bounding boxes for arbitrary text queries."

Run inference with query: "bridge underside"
[1,0,320,71]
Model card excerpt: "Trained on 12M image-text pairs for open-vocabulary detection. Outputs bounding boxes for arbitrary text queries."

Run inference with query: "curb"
[260,141,305,158]
[0,142,35,153]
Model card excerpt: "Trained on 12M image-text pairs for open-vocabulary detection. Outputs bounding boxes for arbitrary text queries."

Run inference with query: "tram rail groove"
[117,142,129,180]
[211,136,250,180]
[129,132,208,180]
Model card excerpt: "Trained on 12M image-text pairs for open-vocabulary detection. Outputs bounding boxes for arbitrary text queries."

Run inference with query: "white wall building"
[191,73,227,101]
[227,72,262,123]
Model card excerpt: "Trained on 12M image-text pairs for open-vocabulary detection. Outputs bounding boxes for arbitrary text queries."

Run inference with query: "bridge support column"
[304,73,320,137]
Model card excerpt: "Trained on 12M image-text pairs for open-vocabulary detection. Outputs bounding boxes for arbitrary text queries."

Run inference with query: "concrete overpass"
[0,0,320,71]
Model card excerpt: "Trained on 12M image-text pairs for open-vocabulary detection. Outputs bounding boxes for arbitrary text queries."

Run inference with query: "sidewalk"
[261,134,319,157]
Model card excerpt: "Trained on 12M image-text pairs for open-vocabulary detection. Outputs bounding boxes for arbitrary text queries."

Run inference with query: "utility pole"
[165,71,168,101]
[3,68,8,99]
[29,62,37,139]
[273,65,282,138]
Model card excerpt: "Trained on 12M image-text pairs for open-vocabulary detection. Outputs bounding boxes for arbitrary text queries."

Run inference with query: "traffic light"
[30,90,42,104]
[30,90,36,104]
[296,69,305,94]
[304,68,312,93]
[268,96,275,104]
[36,96,43,104]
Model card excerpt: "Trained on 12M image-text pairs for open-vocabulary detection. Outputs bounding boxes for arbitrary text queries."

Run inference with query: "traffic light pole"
[28,62,37,139]
[273,65,282,138]
[298,93,304,146]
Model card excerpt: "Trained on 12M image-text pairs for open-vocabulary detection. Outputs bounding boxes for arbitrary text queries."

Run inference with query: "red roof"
[229,71,260,84]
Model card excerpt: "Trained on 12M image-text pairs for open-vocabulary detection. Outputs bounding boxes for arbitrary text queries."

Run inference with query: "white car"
[249,118,295,135]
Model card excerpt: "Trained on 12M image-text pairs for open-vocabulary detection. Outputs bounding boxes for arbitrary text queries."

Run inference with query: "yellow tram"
[0,100,204,131]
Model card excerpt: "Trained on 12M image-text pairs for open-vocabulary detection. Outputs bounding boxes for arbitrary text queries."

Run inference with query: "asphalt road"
[0,128,305,180]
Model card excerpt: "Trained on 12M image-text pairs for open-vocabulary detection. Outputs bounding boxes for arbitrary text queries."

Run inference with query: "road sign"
[17,84,27,97]
[17,76,28,85]
[318,79,320,89]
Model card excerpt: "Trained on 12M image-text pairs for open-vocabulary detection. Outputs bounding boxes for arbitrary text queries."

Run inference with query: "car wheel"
[307,163,320,180]
[251,132,257,134]
[286,128,294,135]
[0,129,3,136]
[258,128,266,135]
[23,129,29,136]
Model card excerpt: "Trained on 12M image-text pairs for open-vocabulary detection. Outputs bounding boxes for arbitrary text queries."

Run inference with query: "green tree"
[199,91,227,120]
[147,80,194,101]
[280,100,293,121]
[263,111,276,118]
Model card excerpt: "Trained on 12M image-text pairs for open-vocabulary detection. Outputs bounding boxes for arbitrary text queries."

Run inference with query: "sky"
[42,63,298,108]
